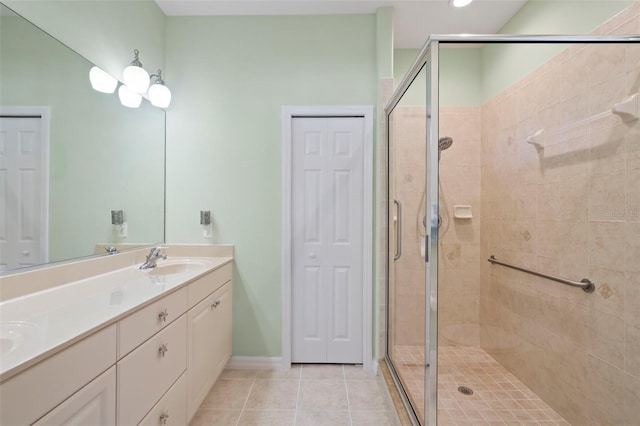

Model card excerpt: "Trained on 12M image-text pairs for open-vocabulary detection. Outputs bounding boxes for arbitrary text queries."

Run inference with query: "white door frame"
[281,105,374,371]
[0,106,50,264]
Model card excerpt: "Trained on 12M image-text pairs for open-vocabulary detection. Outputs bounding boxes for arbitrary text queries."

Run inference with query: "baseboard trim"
[371,358,380,375]
[225,356,283,369]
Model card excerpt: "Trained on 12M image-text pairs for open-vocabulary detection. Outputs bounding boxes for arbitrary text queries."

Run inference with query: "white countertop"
[0,256,232,382]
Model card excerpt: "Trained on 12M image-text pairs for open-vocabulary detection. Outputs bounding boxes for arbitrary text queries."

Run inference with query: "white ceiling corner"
[154,0,528,48]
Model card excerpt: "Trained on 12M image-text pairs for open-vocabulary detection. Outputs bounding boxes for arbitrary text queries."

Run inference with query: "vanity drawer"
[0,324,116,426]
[117,315,186,426]
[139,372,187,426]
[188,262,232,308]
[118,286,188,359]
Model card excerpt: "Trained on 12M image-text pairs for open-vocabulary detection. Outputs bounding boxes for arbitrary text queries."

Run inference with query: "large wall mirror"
[0,3,165,272]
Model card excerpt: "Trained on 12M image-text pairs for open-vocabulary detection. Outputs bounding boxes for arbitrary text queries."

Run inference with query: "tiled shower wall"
[390,106,427,347]
[389,106,482,347]
[479,3,640,425]
[439,107,482,347]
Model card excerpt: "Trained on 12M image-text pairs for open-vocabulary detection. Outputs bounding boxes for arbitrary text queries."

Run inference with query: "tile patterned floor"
[393,345,571,425]
[190,364,398,426]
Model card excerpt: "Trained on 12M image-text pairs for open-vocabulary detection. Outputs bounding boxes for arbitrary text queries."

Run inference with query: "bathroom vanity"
[0,245,233,425]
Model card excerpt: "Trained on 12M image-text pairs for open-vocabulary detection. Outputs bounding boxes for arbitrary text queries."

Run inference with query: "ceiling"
[155,0,528,48]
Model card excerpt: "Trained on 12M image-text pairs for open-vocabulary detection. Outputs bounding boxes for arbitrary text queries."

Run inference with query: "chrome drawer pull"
[158,343,169,357]
[158,309,169,322]
[160,412,170,425]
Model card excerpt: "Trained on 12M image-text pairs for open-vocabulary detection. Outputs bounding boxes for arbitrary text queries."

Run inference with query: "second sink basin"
[145,259,210,276]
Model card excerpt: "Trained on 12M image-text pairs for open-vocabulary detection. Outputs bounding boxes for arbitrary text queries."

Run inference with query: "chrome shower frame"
[383,34,640,426]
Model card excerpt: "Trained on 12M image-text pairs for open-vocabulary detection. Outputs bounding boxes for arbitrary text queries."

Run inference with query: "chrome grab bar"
[393,199,402,261]
[488,255,595,293]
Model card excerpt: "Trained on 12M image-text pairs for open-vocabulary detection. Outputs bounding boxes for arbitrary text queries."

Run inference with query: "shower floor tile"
[392,345,570,425]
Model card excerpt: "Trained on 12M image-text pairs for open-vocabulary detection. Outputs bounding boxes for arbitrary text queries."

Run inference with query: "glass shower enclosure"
[385,33,640,425]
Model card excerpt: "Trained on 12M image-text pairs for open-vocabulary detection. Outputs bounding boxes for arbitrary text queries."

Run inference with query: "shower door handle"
[394,199,402,261]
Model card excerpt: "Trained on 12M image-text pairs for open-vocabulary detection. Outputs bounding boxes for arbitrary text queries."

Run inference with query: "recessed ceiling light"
[450,0,473,8]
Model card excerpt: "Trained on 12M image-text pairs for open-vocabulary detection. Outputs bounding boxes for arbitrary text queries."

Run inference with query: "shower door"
[386,49,439,425]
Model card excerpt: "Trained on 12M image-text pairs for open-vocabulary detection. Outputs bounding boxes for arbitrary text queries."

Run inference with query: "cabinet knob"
[158,343,169,357]
[160,412,170,425]
[158,309,169,323]
[211,300,221,309]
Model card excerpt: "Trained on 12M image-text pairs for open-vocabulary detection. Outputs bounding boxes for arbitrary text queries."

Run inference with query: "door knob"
[309,252,317,259]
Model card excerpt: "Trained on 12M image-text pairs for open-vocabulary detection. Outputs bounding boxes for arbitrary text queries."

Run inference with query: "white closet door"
[291,116,364,364]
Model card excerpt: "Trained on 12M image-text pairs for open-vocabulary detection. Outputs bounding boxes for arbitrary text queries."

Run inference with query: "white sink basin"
[144,259,210,276]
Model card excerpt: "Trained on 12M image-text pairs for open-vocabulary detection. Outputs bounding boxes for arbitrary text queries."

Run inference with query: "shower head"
[438,136,453,151]
[438,136,453,160]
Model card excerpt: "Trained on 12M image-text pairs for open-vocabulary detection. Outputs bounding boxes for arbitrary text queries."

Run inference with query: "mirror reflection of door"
[0,111,48,271]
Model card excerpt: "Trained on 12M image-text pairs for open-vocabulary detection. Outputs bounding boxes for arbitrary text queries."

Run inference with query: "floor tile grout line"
[293,365,303,425]
[235,375,257,426]
[342,365,354,426]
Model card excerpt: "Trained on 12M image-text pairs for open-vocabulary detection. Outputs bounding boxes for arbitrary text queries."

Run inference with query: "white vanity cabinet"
[0,258,233,426]
[187,280,233,420]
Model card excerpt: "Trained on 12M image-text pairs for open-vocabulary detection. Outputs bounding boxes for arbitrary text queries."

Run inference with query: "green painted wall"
[165,15,377,357]
[376,7,394,79]
[394,47,482,107]
[482,0,634,101]
[2,0,166,83]
[0,15,165,262]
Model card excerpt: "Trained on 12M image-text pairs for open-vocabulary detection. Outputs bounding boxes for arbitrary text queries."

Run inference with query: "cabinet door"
[33,367,116,426]
[187,281,232,421]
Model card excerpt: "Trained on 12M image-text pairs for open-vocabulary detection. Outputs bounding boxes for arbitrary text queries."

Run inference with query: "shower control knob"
[309,252,317,259]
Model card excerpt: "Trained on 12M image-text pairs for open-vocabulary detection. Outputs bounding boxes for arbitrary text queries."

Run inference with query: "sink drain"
[457,386,474,395]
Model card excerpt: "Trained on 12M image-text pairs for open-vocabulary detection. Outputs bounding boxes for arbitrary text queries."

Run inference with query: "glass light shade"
[118,85,142,108]
[450,0,473,7]
[122,65,150,94]
[148,83,172,108]
[89,66,118,93]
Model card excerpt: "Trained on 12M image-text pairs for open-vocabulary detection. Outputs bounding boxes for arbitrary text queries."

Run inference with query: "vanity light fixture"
[148,69,172,108]
[123,49,150,94]
[89,66,118,93]
[450,0,473,7]
[118,84,142,108]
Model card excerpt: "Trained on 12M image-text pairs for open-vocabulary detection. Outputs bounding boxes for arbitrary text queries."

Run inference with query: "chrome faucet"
[105,246,119,255]
[139,246,167,269]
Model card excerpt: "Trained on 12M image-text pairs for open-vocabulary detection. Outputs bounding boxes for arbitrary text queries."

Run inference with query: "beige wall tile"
[624,373,640,424]
[587,356,625,426]
[589,124,627,176]
[589,44,626,87]
[588,308,625,368]
[627,223,640,273]
[625,324,640,378]
[627,169,640,222]
[588,266,625,317]
[626,272,640,328]
[589,221,627,271]
[589,172,626,221]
